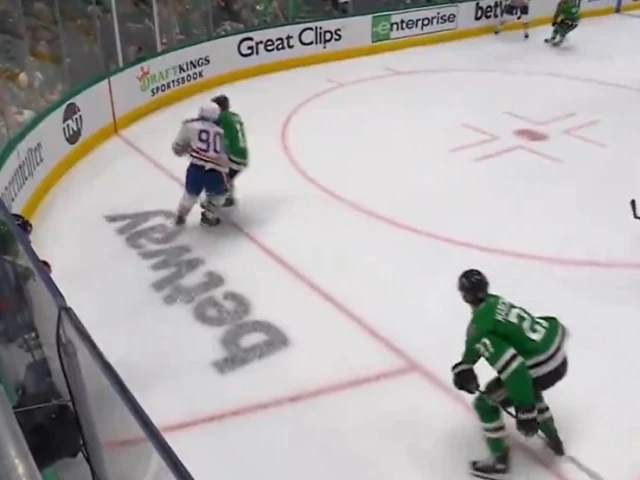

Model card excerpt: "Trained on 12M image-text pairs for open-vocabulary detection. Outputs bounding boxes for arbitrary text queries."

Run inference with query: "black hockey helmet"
[458,269,489,306]
[212,94,230,111]
[12,213,32,237]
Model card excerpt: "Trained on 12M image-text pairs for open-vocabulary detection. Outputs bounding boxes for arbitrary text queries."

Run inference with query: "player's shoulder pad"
[468,298,499,336]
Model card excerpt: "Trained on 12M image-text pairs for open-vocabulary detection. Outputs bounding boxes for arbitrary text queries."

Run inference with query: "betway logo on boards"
[474,0,510,20]
[371,5,459,43]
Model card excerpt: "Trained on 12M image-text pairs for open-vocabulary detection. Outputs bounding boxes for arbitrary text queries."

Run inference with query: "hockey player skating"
[451,269,567,479]
[545,0,580,46]
[494,0,530,39]
[211,94,249,208]
[173,103,230,227]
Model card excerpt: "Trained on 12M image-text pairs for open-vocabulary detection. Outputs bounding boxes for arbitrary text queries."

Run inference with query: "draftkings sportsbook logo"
[137,56,211,98]
[371,5,459,43]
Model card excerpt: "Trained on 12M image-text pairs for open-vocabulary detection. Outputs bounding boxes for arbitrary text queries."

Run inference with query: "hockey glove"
[515,405,538,437]
[172,141,189,157]
[452,362,479,394]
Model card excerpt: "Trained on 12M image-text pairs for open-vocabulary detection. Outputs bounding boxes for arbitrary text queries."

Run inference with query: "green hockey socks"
[474,394,508,457]
[474,393,561,457]
[536,397,560,439]
[552,20,578,41]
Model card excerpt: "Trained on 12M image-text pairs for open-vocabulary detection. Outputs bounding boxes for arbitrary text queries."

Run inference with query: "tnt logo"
[62,102,83,145]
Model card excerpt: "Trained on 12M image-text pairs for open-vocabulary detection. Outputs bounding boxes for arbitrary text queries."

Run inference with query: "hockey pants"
[554,19,578,37]
[474,357,568,457]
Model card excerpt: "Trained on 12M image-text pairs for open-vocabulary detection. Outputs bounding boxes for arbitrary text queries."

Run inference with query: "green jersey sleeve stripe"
[494,347,519,372]
[498,354,524,380]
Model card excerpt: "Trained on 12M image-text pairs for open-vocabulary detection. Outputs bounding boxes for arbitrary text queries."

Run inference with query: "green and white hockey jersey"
[459,294,567,406]
[217,110,249,169]
[554,0,580,23]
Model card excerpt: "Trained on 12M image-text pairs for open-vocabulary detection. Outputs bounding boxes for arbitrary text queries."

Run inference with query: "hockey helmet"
[458,269,489,306]
[211,94,230,111]
[198,103,220,122]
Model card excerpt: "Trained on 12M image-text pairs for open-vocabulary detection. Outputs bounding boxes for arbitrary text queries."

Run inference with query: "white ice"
[33,15,640,480]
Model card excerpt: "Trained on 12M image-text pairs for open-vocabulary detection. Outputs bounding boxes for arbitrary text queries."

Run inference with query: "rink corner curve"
[0,1,623,220]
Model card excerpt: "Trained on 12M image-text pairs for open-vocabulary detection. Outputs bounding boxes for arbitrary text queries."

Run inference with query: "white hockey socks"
[177,192,198,218]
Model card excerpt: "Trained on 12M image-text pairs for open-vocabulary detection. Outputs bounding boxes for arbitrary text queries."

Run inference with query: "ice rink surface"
[33,15,640,480]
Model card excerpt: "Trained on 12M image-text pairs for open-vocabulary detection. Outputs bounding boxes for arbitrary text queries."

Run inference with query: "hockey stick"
[477,390,606,480]
[631,199,640,220]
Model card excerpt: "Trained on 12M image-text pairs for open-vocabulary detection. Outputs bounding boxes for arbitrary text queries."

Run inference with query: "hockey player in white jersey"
[172,103,230,227]
[494,0,530,38]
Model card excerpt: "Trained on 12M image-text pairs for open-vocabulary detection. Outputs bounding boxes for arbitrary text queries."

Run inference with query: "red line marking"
[503,111,577,126]
[121,135,182,183]
[522,145,564,163]
[475,145,563,163]
[450,124,499,152]
[474,145,520,161]
[109,365,413,448]
[563,120,607,148]
[119,132,569,480]
[280,68,640,269]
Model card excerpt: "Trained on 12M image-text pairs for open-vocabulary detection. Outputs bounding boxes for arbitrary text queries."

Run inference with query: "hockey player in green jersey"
[451,269,568,479]
[212,94,249,207]
[545,0,580,46]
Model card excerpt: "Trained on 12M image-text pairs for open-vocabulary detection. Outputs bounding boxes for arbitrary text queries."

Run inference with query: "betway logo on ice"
[474,0,510,20]
[371,5,459,43]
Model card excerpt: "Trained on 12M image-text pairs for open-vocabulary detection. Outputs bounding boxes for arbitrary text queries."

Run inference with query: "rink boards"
[0,0,633,220]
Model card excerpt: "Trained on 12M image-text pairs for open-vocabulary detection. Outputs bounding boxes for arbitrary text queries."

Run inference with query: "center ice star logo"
[450,112,606,163]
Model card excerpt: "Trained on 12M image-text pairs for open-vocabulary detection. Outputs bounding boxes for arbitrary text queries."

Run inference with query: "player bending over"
[211,94,249,207]
[451,269,567,479]
[545,0,579,46]
[173,103,230,227]
[494,0,530,39]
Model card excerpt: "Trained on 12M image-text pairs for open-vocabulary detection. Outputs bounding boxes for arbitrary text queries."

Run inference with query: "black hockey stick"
[477,390,606,480]
[631,199,640,220]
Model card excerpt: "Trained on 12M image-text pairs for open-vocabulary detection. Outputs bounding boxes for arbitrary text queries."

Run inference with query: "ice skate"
[470,452,510,480]
[200,211,220,227]
[222,194,235,208]
[222,183,236,208]
[543,433,565,456]
[174,213,187,226]
[552,34,566,46]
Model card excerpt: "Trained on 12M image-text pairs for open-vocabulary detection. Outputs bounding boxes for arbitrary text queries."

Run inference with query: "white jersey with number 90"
[173,118,229,172]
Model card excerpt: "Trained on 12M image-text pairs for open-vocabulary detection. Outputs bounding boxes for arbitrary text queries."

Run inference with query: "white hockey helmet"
[198,103,220,122]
